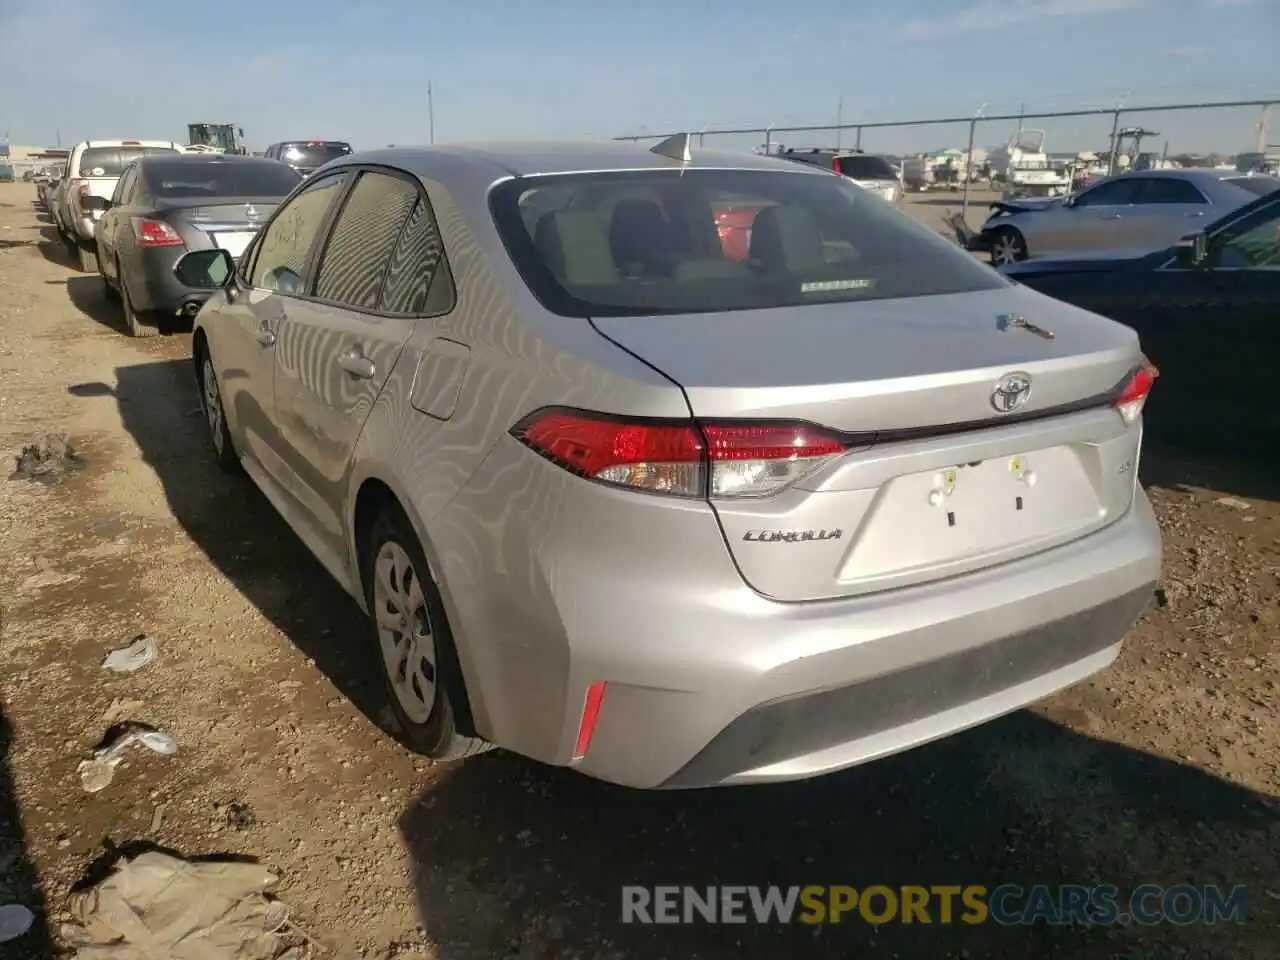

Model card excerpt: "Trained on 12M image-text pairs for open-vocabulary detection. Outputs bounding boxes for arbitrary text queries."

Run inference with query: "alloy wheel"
[374,541,438,723]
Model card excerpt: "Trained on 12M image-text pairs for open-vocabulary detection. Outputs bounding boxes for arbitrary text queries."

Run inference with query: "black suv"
[262,140,354,177]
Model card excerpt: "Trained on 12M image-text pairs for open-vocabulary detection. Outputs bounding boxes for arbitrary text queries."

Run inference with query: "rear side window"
[1223,175,1280,198]
[144,160,302,199]
[1137,178,1206,204]
[76,146,177,178]
[490,168,1005,318]
[314,171,419,310]
[378,196,454,315]
[1074,178,1143,207]
[250,173,348,294]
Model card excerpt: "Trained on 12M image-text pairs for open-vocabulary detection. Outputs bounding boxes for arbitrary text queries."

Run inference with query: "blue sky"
[1,0,1275,156]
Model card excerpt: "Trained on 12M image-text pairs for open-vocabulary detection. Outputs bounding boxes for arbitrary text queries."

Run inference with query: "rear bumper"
[126,246,212,315]
[435,442,1162,789]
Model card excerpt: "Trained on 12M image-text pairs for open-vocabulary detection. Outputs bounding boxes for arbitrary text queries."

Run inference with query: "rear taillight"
[511,409,851,499]
[1115,359,1158,424]
[132,217,185,248]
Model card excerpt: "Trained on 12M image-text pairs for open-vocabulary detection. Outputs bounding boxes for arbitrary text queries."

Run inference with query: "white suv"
[54,139,180,270]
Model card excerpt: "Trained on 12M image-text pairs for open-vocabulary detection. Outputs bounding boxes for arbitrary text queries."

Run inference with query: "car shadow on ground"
[95,361,1278,959]
[0,709,54,959]
[95,360,391,728]
[61,275,125,335]
[33,225,71,267]
[399,714,1278,959]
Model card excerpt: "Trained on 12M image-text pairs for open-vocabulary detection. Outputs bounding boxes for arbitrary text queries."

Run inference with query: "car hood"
[988,197,1064,217]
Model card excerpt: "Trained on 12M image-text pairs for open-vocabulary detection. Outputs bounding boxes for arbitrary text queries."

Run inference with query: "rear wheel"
[989,226,1028,266]
[364,506,491,761]
[120,277,158,338]
[98,251,119,301]
[198,352,241,473]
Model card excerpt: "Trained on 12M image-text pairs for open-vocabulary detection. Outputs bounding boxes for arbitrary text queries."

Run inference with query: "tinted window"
[836,155,898,180]
[112,166,137,204]
[76,146,177,178]
[144,160,301,199]
[491,169,1005,318]
[279,142,353,168]
[379,196,454,315]
[1223,175,1280,198]
[250,173,348,294]
[1074,178,1142,207]
[314,171,419,310]
[1137,178,1206,204]
[1216,199,1280,268]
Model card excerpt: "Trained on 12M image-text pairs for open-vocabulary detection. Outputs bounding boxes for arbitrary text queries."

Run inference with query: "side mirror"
[1173,230,1209,267]
[174,248,235,289]
[101,199,113,210]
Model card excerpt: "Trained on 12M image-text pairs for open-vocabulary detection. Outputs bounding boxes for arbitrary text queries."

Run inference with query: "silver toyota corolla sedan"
[979,169,1280,266]
[173,138,1162,789]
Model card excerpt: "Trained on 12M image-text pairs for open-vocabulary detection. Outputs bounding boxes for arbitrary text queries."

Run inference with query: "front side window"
[1074,178,1142,207]
[250,173,348,294]
[490,169,1005,318]
[313,170,420,310]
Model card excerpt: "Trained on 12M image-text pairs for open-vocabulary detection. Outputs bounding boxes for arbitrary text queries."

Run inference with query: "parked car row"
[34,136,350,336]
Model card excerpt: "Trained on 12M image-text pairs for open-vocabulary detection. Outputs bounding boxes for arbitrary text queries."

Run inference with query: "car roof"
[1122,168,1251,184]
[329,140,829,188]
[78,140,179,149]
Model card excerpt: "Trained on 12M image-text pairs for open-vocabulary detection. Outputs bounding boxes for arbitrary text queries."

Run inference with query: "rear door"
[271,167,425,560]
[1122,176,1213,250]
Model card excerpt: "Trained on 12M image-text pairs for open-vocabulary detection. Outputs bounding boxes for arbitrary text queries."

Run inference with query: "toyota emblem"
[991,371,1032,413]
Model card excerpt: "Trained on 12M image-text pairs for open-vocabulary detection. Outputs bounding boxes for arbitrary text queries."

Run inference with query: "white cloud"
[895,0,1146,40]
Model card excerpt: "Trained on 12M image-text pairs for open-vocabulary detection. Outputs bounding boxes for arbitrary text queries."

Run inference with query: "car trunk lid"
[160,198,279,258]
[592,285,1148,601]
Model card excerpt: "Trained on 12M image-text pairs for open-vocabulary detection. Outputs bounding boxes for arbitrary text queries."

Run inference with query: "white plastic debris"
[0,904,34,943]
[61,851,286,960]
[1215,496,1251,511]
[101,634,157,673]
[78,722,178,793]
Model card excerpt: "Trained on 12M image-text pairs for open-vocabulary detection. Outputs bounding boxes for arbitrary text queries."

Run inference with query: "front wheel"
[989,226,1028,266]
[98,250,119,301]
[364,506,491,762]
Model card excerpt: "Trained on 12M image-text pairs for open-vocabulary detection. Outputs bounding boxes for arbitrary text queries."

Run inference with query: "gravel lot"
[0,181,1276,959]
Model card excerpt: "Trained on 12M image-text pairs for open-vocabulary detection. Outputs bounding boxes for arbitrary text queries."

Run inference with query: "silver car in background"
[980,169,1280,266]
[175,139,1161,789]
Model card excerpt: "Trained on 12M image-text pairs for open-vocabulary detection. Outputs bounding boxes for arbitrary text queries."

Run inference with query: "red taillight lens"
[132,217,185,248]
[1115,359,1158,424]
[512,409,851,499]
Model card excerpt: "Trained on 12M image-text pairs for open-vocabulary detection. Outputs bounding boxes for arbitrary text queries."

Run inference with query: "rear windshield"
[145,160,302,198]
[1223,175,1280,197]
[491,169,1005,318]
[279,142,352,167]
[76,146,177,178]
[836,155,898,181]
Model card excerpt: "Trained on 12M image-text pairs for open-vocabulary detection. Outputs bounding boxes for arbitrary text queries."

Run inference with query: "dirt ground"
[0,180,1276,960]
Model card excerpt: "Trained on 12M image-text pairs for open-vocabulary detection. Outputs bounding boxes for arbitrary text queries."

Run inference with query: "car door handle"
[254,326,276,347]
[337,348,375,380]
[1185,211,1205,217]
[1108,213,1123,219]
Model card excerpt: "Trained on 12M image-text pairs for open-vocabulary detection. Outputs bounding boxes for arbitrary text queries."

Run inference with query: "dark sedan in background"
[1000,186,1279,457]
[262,140,354,178]
[95,154,302,337]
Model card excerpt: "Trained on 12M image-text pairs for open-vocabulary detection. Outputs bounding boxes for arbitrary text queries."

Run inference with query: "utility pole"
[835,94,844,150]
[1256,103,1271,153]
[428,80,435,145]
[1016,101,1024,137]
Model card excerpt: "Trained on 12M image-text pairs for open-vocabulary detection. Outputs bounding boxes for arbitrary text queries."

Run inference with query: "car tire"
[75,240,97,273]
[196,351,241,474]
[363,504,491,762]
[120,277,158,338]
[989,226,1028,266]
[98,251,119,301]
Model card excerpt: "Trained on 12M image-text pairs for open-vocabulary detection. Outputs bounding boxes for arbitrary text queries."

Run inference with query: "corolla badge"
[244,204,260,221]
[991,371,1033,413]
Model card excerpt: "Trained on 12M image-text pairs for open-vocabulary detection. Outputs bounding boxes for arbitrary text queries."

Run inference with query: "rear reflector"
[572,681,607,761]
[1115,359,1158,424]
[132,217,185,248]
[512,408,851,499]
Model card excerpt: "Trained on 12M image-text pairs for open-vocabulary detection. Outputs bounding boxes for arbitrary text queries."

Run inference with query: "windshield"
[280,142,352,167]
[836,155,898,181]
[491,169,1006,318]
[1223,175,1280,198]
[145,160,302,198]
[76,146,177,178]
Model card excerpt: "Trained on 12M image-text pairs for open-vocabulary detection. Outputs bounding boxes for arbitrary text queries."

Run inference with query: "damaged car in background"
[966,169,1279,266]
